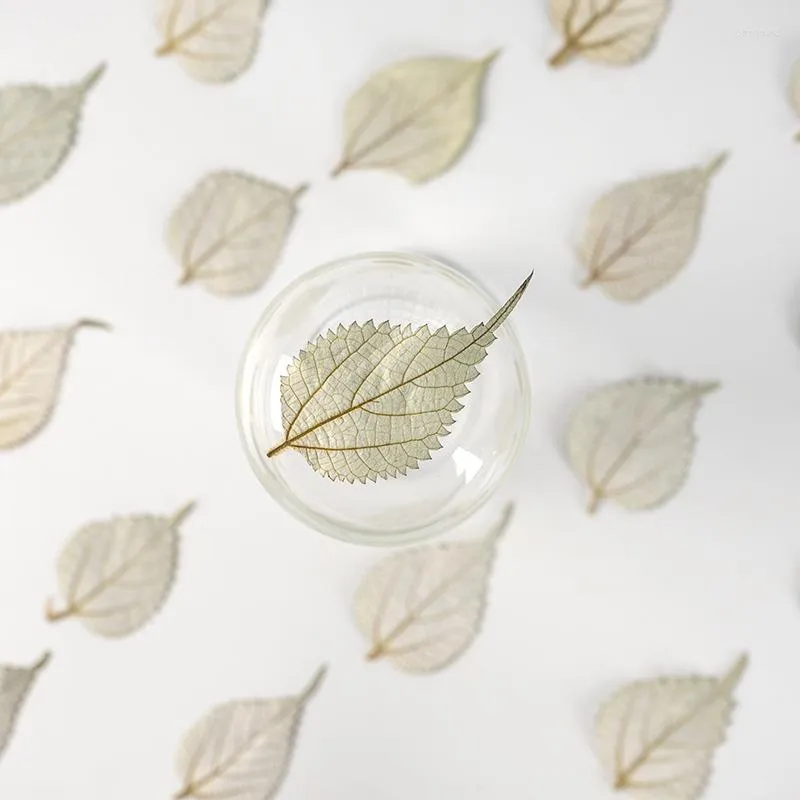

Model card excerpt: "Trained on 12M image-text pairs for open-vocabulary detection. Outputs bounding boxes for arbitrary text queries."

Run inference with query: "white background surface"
[1,0,800,797]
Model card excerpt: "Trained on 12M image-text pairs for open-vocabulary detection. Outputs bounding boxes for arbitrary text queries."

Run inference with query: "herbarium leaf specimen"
[173,665,326,800]
[548,0,669,68]
[354,503,513,673]
[0,319,109,450]
[789,58,800,141]
[595,653,747,799]
[332,51,498,183]
[0,652,50,766]
[167,171,305,296]
[0,65,104,204]
[155,0,267,83]
[45,502,194,637]
[578,152,727,301]
[567,377,717,514]
[267,272,532,482]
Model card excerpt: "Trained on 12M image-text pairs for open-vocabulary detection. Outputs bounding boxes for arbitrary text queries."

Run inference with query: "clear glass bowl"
[235,252,531,546]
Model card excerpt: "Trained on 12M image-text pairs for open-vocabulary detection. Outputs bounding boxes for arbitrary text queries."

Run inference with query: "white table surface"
[2,0,800,797]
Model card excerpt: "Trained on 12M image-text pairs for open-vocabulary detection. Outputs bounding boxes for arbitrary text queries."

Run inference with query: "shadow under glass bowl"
[235,252,531,546]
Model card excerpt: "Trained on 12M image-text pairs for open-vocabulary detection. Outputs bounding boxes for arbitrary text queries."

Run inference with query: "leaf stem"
[170,501,197,528]
[366,642,385,661]
[80,63,107,93]
[74,319,112,333]
[330,157,350,179]
[45,598,74,623]
[548,39,577,68]
[32,651,52,672]
[292,183,310,201]
[586,488,602,514]
[795,129,800,142]
[266,441,289,458]
[298,664,327,704]
[704,151,730,179]
[579,273,597,289]
[155,39,176,57]
[173,785,193,799]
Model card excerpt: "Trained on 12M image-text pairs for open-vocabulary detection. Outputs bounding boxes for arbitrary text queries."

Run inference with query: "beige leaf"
[173,665,326,800]
[332,51,498,183]
[354,504,512,673]
[167,171,305,296]
[595,654,747,799]
[548,0,670,68]
[0,319,110,450]
[267,272,532,482]
[45,502,194,637]
[0,652,50,765]
[567,377,718,514]
[578,153,727,302]
[789,58,800,142]
[0,65,104,204]
[155,0,267,83]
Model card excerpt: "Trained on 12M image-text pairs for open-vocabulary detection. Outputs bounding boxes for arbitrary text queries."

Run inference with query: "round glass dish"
[235,252,530,546]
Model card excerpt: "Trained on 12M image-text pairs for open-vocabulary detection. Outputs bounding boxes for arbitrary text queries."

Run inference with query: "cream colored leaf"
[567,377,718,514]
[167,171,305,296]
[155,0,267,83]
[548,0,670,67]
[354,504,512,673]
[595,654,747,799]
[267,272,532,482]
[0,653,50,764]
[0,319,109,450]
[173,665,325,800]
[789,58,800,141]
[45,502,194,637]
[332,51,498,183]
[578,153,727,302]
[0,65,104,204]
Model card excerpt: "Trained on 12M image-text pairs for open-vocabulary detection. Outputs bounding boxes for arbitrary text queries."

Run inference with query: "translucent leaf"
[578,153,727,302]
[166,171,305,296]
[0,319,110,450]
[548,0,669,68]
[0,65,104,204]
[173,665,325,800]
[155,0,267,83]
[46,502,194,637]
[267,273,532,482]
[0,653,50,765]
[789,58,800,142]
[332,51,498,183]
[567,377,718,514]
[354,504,513,673]
[595,654,747,800]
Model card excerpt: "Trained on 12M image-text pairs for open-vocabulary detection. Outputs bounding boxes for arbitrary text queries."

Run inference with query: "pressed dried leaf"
[567,377,717,514]
[174,665,325,800]
[548,0,669,68]
[596,654,747,799]
[0,652,50,765]
[45,502,194,637]
[267,272,532,482]
[0,65,104,204]
[0,319,109,450]
[332,51,498,183]
[155,0,267,83]
[354,504,513,673]
[578,153,727,302]
[789,58,800,141]
[167,171,305,296]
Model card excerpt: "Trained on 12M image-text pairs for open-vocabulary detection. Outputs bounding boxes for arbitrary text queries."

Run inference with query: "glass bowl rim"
[235,250,531,547]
